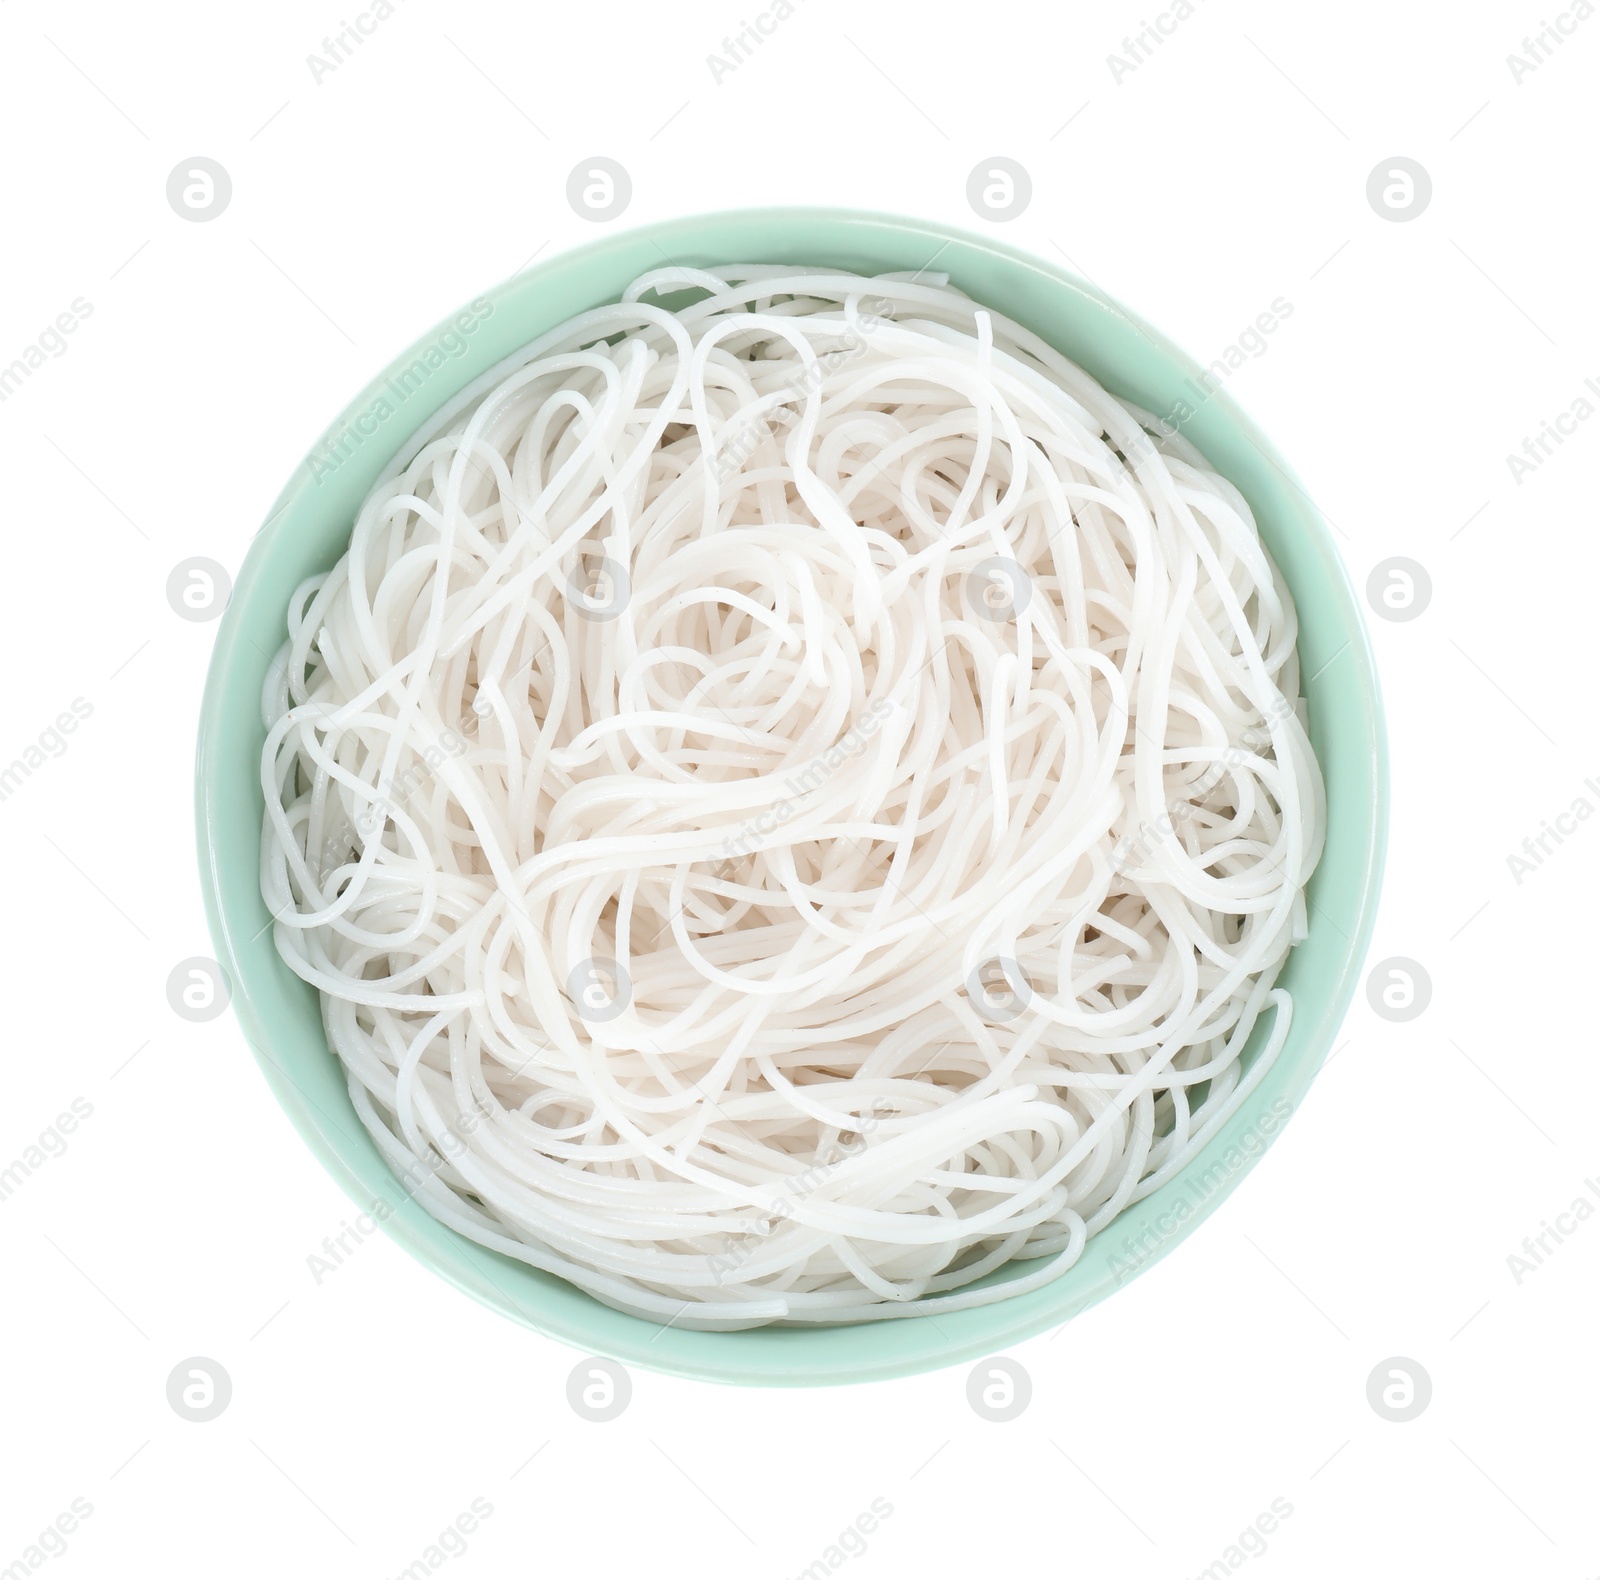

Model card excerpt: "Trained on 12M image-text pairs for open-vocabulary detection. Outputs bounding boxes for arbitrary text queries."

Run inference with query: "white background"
[2,0,1597,1574]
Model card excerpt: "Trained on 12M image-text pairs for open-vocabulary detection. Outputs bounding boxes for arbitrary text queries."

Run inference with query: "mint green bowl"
[197,208,1386,1386]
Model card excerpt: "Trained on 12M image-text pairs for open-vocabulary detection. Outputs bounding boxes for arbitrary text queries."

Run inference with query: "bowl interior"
[197,208,1386,1386]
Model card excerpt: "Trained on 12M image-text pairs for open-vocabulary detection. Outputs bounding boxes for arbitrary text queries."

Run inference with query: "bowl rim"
[197,204,1388,1386]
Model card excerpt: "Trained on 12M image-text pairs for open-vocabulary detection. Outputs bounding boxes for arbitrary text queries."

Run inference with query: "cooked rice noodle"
[259,266,1326,1328]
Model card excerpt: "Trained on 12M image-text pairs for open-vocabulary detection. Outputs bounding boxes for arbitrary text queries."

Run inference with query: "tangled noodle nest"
[261,267,1324,1327]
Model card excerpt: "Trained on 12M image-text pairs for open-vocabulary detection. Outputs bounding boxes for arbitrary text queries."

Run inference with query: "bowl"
[196,207,1387,1386]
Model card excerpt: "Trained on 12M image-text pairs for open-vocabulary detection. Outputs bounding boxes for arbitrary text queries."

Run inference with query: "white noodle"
[259,266,1326,1328]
